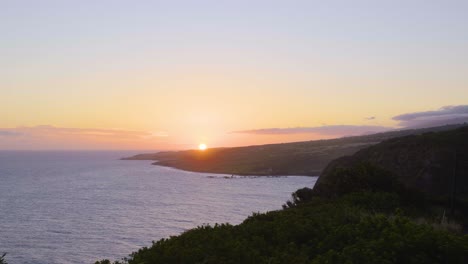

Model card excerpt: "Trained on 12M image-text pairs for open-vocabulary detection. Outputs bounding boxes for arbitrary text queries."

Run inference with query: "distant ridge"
[124,123,468,176]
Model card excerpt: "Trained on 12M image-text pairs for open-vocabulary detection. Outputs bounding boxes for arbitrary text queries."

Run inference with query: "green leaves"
[0,253,7,264]
[97,192,468,264]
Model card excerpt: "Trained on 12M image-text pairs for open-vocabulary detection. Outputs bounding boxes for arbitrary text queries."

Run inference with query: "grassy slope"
[125,124,467,176]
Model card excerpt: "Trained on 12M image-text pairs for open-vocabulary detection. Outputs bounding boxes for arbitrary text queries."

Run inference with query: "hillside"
[96,125,468,264]
[125,124,467,176]
[314,126,468,200]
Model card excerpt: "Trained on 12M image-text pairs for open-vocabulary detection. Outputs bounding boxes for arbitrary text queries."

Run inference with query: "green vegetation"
[99,126,468,264]
[0,253,7,264]
[96,162,468,264]
[316,126,468,226]
[96,192,468,263]
[125,124,466,176]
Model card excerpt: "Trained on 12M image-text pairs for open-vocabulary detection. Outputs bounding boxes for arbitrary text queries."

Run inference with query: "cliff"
[314,126,468,200]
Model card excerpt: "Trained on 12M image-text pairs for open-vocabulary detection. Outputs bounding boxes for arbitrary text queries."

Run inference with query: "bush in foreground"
[96,191,468,264]
[0,253,7,264]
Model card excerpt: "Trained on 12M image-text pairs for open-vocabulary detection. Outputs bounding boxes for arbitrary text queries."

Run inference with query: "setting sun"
[198,143,207,151]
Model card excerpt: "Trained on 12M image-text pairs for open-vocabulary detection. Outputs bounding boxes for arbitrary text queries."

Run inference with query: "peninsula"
[124,124,466,176]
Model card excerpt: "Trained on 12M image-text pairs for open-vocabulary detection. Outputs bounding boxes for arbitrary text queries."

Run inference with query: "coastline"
[124,124,468,179]
[148,160,320,177]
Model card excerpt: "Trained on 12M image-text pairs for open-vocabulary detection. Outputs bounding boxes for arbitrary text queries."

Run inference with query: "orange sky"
[1,1,467,150]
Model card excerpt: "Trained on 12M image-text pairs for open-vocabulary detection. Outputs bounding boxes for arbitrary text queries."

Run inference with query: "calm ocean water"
[0,151,317,264]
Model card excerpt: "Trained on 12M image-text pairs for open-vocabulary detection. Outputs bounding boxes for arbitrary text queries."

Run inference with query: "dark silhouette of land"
[124,124,467,176]
[98,125,468,264]
[315,126,468,200]
[313,126,468,224]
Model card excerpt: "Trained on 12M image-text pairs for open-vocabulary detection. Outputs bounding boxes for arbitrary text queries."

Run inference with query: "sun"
[198,143,207,151]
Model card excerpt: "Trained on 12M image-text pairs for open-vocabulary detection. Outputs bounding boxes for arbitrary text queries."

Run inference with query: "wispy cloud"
[393,105,468,128]
[0,125,168,150]
[12,125,165,139]
[232,125,391,137]
[0,130,22,137]
[234,105,468,139]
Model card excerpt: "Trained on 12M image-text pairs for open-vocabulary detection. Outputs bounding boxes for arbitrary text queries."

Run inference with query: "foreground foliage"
[97,188,468,264]
[97,162,468,263]
[0,253,7,264]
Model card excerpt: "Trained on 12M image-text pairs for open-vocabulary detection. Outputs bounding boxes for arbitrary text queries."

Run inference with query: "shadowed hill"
[125,124,467,176]
[314,126,468,199]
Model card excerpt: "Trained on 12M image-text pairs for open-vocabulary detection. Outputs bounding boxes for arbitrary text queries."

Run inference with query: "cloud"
[0,125,168,150]
[0,130,22,137]
[14,125,160,138]
[393,105,468,128]
[232,125,391,137]
[233,105,468,139]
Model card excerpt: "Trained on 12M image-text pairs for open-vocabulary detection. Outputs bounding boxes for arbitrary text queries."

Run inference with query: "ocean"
[0,151,317,263]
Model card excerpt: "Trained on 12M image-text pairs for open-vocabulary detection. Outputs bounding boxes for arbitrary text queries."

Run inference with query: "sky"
[1,0,467,150]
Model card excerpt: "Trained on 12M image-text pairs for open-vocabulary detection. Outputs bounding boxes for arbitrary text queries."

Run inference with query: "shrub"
[0,253,7,264]
[282,187,314,208]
